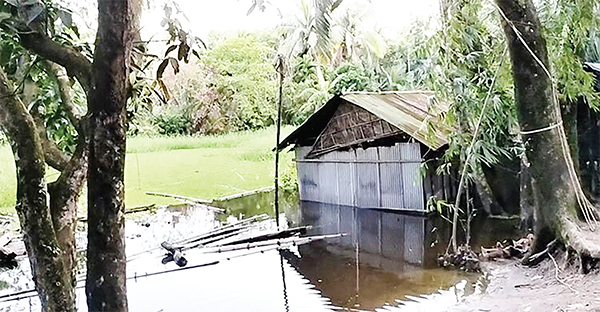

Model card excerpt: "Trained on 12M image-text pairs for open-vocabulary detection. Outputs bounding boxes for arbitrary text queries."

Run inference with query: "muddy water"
[0,192,484,311]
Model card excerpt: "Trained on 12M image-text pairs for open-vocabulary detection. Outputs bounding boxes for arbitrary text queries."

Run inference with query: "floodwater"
[0,191,485,311]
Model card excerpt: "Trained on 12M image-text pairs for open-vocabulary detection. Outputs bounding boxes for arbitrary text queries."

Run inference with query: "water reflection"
[284,201,481,311]
[0,194,482,312]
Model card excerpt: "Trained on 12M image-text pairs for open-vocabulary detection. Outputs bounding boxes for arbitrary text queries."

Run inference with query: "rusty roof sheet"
[278,91,450,151]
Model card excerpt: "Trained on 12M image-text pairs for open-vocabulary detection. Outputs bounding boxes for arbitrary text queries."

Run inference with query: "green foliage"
[588,31,600,62]
[329,62,380,94]
[0,0,89,154]
[202,34,278,130]
[432,1,518,174]
[539,0,599,106]
[280,159,298,193]
[287,59,332,123]
[152,109,192,135]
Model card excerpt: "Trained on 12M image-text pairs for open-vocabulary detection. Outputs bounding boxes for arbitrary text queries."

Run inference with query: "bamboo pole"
[274,54,285,228]
[199,233,346,254]
[216,187,274,202]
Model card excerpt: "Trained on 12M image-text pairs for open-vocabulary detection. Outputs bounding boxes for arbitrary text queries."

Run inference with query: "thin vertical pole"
[274,55,284,228]
[279,252,290,312]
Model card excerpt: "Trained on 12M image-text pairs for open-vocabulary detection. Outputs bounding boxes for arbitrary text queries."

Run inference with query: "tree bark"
[0,67,75,311]
[47,62,84,130]
[85,0,134,310]
[48,122,89,289]
[30,110,71,171]
[495,0,579,252]
[519,154,535,231]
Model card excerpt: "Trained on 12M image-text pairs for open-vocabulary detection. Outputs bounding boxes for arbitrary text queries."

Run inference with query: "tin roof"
[278,91,450,151]
[584,62,600,73]
[584,62,600,91]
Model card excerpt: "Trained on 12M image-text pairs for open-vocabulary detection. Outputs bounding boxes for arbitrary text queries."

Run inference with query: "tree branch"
[47,61,84,129]
[49,117,89,287]
[19,31,91,93]
[30,109,70,172]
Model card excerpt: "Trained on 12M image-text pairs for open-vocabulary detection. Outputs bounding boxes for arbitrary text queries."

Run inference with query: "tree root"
[548,253,578,293]
[523,216,600,274]
[522,239,558,266]
[547,215,600,274]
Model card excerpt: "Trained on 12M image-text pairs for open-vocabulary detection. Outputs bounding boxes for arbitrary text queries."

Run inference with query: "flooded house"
[277,91,457,266]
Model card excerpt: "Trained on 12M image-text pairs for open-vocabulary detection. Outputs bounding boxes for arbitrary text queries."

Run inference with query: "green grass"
[0,146,16,213]
[0,126,296,212]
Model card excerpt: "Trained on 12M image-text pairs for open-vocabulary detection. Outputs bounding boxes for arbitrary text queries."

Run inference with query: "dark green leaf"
[177,42,189,61]
[58,8,72,27]
[142,59,154,71]
[168,57,179,74]
[194,36,207,49]
[164,44,177,57]
[131,62,142,72]
[191,49,200,60]
[156,58,169,79]
[331,0,344,11]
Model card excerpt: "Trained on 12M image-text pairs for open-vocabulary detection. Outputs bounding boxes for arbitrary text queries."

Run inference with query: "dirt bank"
[450,253,600,312]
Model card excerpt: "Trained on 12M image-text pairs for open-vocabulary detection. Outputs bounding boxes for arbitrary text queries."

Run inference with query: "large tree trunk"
[496,0,577,252]
[0,68,75,311]
[85,0,134,310]
[496,0,600,258]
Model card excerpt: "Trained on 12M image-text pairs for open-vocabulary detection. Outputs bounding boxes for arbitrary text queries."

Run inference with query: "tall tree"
[0,1,92,309]
[85,0,135,310]
[495,0,600,260]
[0,0,138,309]
[0,66,78,311]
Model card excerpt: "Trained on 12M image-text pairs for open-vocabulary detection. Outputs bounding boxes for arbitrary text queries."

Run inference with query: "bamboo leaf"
[168,57,179,74]
[164,45,177,57]
[156,58,169,79]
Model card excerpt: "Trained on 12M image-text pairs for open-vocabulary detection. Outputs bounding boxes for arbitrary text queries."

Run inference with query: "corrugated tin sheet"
[296,143,425,210]
[278,91,450,152]
[584,62,600,73]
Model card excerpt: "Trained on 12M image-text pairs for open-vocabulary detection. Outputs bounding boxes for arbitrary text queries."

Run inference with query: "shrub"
[152,111,193,135]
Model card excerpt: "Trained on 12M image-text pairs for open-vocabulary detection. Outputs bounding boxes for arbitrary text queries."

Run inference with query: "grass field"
[0,126,296,213]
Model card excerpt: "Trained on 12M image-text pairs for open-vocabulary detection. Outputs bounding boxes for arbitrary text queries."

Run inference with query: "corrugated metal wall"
[296,143,425,210]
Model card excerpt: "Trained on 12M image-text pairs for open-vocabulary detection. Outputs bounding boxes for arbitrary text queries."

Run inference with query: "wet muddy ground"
[450,257,600,312]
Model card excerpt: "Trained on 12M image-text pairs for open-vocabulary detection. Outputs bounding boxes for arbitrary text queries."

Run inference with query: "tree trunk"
[48,130,89,289]
[519,155,535,232]
[85,0,134,310]
[0,68,75,311]
[495,0,577,252]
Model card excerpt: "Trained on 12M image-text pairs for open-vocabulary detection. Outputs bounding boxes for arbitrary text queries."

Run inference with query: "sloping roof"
[584,62,600,91]
[584,62,600,73]
[278,91,450,152]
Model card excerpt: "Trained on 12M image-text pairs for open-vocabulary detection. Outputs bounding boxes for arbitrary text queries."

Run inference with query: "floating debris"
[159,215,343,267]
[438,246,481,272]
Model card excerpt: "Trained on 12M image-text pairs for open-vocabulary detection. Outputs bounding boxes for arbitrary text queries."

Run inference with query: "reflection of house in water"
[299,201,446,267]
[277,92,456,266]
[279,202,473,311]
